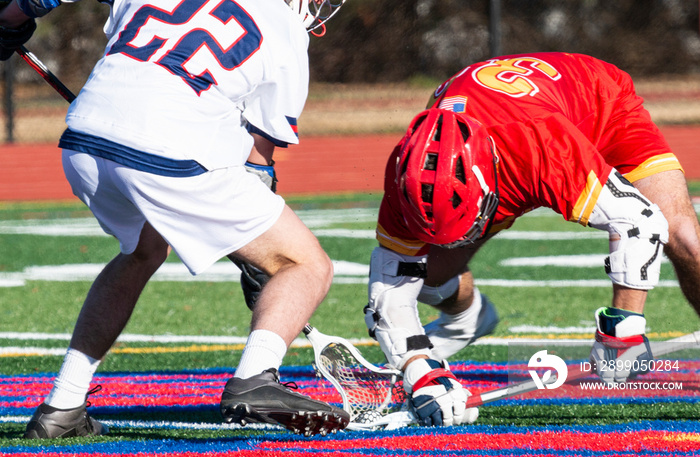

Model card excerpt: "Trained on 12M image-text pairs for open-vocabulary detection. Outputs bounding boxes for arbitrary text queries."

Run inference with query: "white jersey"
[61,0,309,173]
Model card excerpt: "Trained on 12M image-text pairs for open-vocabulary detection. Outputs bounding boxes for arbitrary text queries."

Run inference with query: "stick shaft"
[17,46,76,103]
[466,330,700,408]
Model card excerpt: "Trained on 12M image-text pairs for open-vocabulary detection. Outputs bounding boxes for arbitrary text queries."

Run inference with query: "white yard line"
[0,266,681,288]
[0,208,379,236]
[0,260,370,287]
[500,254,670,267]
[0,217,612,241]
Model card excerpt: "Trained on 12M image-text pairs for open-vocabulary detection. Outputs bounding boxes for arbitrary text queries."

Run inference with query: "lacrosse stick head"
[285,0,346,34]
[303,325,412,430]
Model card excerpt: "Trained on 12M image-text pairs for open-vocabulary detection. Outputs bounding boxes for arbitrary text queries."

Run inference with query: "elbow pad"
[588,171,668,290]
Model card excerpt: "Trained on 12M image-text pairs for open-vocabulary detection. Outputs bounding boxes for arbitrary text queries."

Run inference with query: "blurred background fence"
[1,0,700,143]
[313,0,700,81]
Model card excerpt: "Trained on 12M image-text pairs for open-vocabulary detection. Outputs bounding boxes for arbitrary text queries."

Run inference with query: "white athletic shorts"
[62,149,285,275]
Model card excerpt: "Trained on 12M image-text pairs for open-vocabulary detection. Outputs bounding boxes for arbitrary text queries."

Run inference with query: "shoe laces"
[85,385,102,408]
[281,380,299,390]
[264,368,299,390]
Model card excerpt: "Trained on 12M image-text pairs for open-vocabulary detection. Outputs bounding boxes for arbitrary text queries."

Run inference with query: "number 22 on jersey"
[108,0,262,95]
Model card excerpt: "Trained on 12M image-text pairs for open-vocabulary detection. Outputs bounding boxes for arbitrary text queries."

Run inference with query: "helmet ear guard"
[285,0,347,34]
[396,108,499,247]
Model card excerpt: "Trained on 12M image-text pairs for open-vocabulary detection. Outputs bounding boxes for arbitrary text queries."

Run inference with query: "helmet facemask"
[441,144,499,248]
[285,0,346,34]
[396,109,499,247]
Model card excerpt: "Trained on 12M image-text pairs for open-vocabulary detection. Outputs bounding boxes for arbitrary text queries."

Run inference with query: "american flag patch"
[438,96,468,113]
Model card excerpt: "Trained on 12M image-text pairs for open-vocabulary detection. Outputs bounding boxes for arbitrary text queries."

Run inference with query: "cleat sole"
[222,402,349,436]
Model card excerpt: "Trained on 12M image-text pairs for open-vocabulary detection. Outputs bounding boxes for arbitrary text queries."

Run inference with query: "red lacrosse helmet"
[395,108,499,247]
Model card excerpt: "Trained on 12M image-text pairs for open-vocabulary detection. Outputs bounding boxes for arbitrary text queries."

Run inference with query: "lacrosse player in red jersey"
[0,0,349,439]
[365,52,700,426]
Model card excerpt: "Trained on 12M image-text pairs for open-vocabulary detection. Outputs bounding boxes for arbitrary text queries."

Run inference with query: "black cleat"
[23,402,109,439]
[220,368,350,436]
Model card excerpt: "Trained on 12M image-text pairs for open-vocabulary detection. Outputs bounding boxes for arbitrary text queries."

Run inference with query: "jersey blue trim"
[246,123,289,148]
[59,129,208,177]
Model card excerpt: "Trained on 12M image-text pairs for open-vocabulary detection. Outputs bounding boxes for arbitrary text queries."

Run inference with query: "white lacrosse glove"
[590,307,653,384]
[403,358,478,426]
[244,161,277,192]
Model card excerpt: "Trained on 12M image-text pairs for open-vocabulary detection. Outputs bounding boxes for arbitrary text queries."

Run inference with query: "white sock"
[234,329,288,379]
[45,348,100,410]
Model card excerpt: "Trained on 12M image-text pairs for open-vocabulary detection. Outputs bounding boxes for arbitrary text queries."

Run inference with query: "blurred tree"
[29,0,108,86]
[309,0,422,82]
[310,0,700,81]
[18,0,700,85]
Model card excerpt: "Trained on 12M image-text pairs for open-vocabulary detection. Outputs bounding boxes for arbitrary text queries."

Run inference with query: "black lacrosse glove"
[0,19,36,61]
[228,256,270,311]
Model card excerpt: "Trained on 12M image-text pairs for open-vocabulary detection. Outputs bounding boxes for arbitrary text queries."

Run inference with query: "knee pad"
[366,247,432,369]
[589,171,669,289]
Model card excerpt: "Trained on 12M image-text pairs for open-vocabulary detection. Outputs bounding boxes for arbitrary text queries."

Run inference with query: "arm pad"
[366,246,431,369]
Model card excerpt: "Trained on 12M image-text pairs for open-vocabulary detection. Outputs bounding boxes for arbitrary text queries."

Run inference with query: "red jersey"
[378,52,681,256]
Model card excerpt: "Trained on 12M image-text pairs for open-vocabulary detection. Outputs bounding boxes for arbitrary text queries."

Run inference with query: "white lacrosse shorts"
[62,149,285,275]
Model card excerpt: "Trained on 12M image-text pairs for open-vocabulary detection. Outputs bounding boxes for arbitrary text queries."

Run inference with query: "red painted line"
[0,127,698,201]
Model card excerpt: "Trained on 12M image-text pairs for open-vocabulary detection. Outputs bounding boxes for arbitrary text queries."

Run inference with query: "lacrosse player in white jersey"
[0,0,349,439]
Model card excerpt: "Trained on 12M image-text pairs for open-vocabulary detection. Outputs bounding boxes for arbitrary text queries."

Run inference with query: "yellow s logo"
[473,57,561,97]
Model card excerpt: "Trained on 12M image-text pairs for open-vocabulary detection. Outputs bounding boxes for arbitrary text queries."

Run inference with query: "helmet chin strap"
[439,188,498,249]
[310,23,327,37]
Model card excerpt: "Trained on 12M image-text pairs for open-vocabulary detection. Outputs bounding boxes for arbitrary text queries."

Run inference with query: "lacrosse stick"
[302,324,413,431]
[16,46,76,103]
[305,325,700,429]
[465,329,700,408]
[303,324,481,430]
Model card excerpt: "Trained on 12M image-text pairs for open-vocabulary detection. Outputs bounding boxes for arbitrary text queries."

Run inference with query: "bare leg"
[219,206,347,435]
[70,223,169,359]
[233,205,333,346]
[633,170,700,317]
[611,285,647,313]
